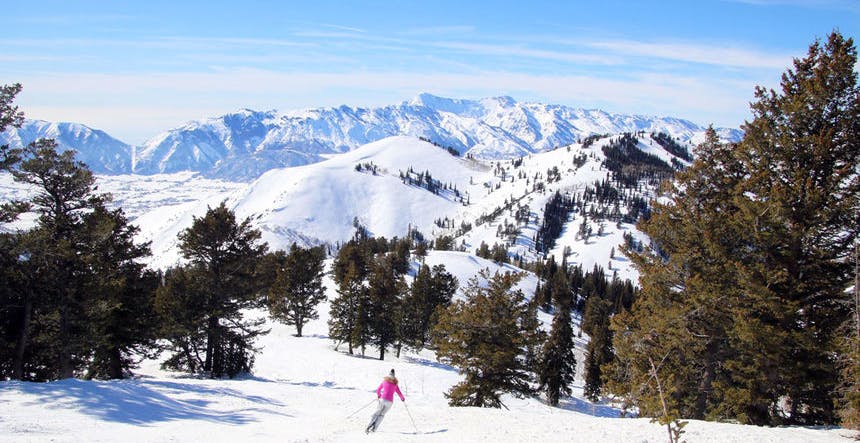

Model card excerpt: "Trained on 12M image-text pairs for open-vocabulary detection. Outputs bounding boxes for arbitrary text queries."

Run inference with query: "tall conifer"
[538,270,576,406]
[432,271,545,408]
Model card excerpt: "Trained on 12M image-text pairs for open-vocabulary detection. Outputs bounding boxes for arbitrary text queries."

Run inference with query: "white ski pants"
[368,399,393,431]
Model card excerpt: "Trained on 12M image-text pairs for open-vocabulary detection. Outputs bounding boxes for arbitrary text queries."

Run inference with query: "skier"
[366,369,405,433]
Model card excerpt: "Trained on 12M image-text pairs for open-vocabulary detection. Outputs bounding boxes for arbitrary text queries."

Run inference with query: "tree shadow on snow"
[278,380,358,391]
[8,378,291,425]
[402,356,459,373]
[557,395,625,418]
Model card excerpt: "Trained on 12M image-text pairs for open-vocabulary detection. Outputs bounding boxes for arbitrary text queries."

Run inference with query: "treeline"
[399,167,468,204]
[602,132,675,188]
[327,233,458,359]
[418,136,461,157]
[530,256,637,405]
[649,132,693,163]
[535,191,575,253]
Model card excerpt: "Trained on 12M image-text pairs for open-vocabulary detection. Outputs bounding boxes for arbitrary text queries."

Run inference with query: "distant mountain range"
[1,93,742,181]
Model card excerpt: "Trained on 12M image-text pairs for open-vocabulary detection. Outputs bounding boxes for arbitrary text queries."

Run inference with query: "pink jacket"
[376,376,405,402]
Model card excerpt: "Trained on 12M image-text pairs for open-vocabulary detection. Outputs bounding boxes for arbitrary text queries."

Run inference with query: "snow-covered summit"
[0,119,133,174]
[2,94,742,181]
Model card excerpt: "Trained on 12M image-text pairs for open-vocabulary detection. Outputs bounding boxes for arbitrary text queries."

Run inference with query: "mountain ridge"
[1,93,743,180]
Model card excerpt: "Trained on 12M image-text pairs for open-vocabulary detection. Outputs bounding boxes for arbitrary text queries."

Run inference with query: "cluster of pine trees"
[327,233,458,360]
[602,132,675,188]
[531,256,637,400]
[0,85,332,380]
[535,191,575,253]
[429,253,638,409]
[649,132,693,163]
[0,94,160,380]
[605,32,859,428]
[398,167,466,204]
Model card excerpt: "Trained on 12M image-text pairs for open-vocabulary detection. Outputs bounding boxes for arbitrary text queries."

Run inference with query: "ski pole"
[403,402,419,433]
[346,398,378,419]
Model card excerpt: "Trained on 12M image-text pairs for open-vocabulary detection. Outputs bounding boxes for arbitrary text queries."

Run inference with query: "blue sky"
[3,0,858,144]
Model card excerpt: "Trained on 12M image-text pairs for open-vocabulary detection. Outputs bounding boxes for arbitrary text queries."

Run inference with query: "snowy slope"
[125,134,668,282]
[0,251,849,442]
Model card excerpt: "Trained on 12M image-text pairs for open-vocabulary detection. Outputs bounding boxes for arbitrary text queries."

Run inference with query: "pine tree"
[727,32,859,424]
[328,262,365,355]
[428,264,458,318]
[399,263,457,352]
[155,266,208,374]
[158,202,269,378]
[432,271,545,408]
[607,32,859,426]
[367,256,406,360]
[538,270,576,406]
[582,295,612,402]
[8,139,107,379]
[80,204,160,379]
[268,244,326,337]
[0,83,24,180]
[333,240,369,284]
[0,229,50,381]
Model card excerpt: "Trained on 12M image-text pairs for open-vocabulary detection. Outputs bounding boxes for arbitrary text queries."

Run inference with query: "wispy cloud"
[319,23,366,34]
[429,41,622,66]
[399,25,476,36]
[584,39,793,69]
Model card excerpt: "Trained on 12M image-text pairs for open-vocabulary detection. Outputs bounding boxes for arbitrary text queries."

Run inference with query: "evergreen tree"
[401,263,459,352]
[537,270,576,406]
[0,91,159,381]
[401,263,432,350]
[367,256,406,360]
[328,262,366,355]
[428,264,458,317]
[432,271,545,408]
[582,295,612,402]
[0,229,51,381]
[155,266,208,374]
[391,237,412,274]
[0,83,27,222]
[268,244,327,337]
[80,204,160,379]
[7,139,106,379]
[158,202,269,378]
[608,32,859,426]
[333,240,369,284]
[727,32,858,424]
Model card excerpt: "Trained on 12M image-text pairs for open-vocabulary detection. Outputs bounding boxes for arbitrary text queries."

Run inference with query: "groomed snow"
[0,251,851,442]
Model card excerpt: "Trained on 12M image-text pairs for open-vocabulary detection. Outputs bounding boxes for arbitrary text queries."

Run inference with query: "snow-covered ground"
[0,251,851,442]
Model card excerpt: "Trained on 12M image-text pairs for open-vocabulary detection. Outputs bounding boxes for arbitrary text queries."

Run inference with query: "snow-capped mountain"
[2,94,742,181]
[132,134,657,278]
[0,119,133,174]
